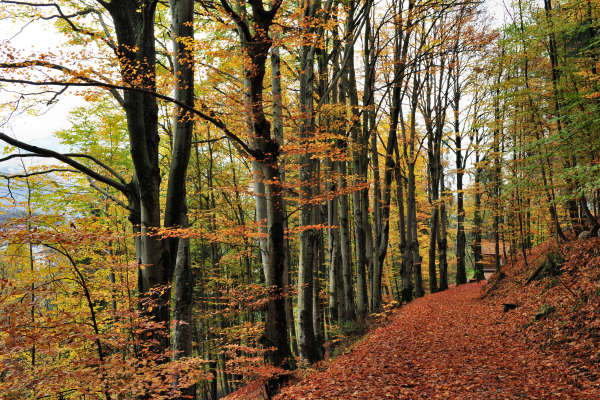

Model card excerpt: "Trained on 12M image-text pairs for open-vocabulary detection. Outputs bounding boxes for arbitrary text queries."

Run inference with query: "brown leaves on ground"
[485,237,600,389]
[276,281,599,399]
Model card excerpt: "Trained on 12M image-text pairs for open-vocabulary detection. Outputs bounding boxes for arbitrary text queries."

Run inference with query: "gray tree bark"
[219,0,292,372]
[438,169,449,290]
[454,108,467,285]
[408,79,424,298]
[336,34,356,323]
[371,5,412,309]
[393,143,412,302]
[296,0,322,364]
[271,41,298,357]
[345,2,369,316]
[168,4,195,388]
[105,2,173,359]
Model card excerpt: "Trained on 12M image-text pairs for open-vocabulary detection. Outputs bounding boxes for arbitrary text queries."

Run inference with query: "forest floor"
[229,238,600,399]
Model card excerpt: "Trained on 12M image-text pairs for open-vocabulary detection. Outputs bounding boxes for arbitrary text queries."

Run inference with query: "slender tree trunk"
[438,169,449,290]
[362,1,380,312]
[393,145,411,302]
[454,97,466,285]
[328,14,346,324]
[345,0,368,317]
[338,159,356,321]
[167,6,195,397]
[297,0,321,362]
[389,1,415,302]
[271,40,298,357]
[324,46,342,322]
[371,22,405,309]
[337,66,356,322]
[473,140,484,281]
[407,161,423,297]
[349,76,368,317]
[407,78,423,297]
[327,161,342,322]
[493,77,503,273]
[313,204,325,354]
[426,124,439,293]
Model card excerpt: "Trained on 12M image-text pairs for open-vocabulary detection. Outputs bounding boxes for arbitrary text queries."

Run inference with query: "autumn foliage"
[0,215,208,399]
[272,273,600,399]
[484,236,600,384]
[1,0,600,398]
[224,236,600,399]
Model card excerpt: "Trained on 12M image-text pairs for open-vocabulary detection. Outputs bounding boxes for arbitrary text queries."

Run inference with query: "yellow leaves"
[286,223,333,234]
[584,91,600,100]
[175,35,196,52]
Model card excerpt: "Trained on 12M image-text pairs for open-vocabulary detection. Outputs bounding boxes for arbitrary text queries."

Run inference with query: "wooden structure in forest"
[478,241,505,273]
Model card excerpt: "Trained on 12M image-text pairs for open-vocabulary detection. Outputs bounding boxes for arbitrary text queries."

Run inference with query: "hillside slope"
[483,237,600,388]
[228,237,600,399]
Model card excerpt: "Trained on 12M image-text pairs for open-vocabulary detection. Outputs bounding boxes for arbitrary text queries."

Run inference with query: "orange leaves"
[0,213,204,399]
[270,279,600,399]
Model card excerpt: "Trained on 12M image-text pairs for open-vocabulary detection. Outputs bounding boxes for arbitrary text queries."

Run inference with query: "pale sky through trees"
[3,0,598,397]
[0,0,505,172]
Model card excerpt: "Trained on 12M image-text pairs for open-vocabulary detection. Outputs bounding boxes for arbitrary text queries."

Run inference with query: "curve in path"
[277,282,596,399]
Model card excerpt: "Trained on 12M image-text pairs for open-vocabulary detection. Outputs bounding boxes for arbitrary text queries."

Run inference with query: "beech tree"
[4,0,577,398]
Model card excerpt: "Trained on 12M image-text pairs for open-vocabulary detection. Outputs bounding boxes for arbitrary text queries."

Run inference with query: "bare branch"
[0,132,128,193]
[0,69,258,159]
[216,0,252,42]
[0,151,128,186]
[0,168,78,179]
[86,177,130,211]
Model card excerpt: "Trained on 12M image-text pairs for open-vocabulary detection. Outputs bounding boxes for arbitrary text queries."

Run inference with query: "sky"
[0,14,85,172]
[0,0,509,174]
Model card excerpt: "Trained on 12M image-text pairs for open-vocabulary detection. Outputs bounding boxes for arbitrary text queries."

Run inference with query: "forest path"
[276,282,594,399]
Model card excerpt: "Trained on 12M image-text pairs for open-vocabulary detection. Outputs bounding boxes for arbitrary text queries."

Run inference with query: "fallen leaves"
[273,281,599,399]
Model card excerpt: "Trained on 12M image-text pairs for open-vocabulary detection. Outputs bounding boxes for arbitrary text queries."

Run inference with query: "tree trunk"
[371,21,405,309]
[167,6,195,396]
[438,169,449,290]
[348,52,368,319]
[342,0,369,318]
[473,143,484,281]
[455,131,466,285]
[393,145,412,302]
[236,8,292,369]
[407,161,423,297]
[338,160,356,321]
[493,80,503,273]
[107,1,170,357]
[362,1,380,312]
[327,160,342,323]
[313,204,326,354]
[452,68,467,286]
[407,77,423,298]
[271,41,298,357]
[297,0,321,362]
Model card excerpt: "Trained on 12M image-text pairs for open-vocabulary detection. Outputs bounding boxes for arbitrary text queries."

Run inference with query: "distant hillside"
[0,208,27,223]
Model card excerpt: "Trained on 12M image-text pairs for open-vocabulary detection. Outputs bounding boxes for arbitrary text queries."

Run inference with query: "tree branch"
[0,132,128,193]
[0,151,128,186]
[0,168,78,179]
[86,177,131,211]
[0,64,258,159]
[217,0,252,42]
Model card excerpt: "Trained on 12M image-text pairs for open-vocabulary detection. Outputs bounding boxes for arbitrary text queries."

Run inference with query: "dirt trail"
[276,282,597,399]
